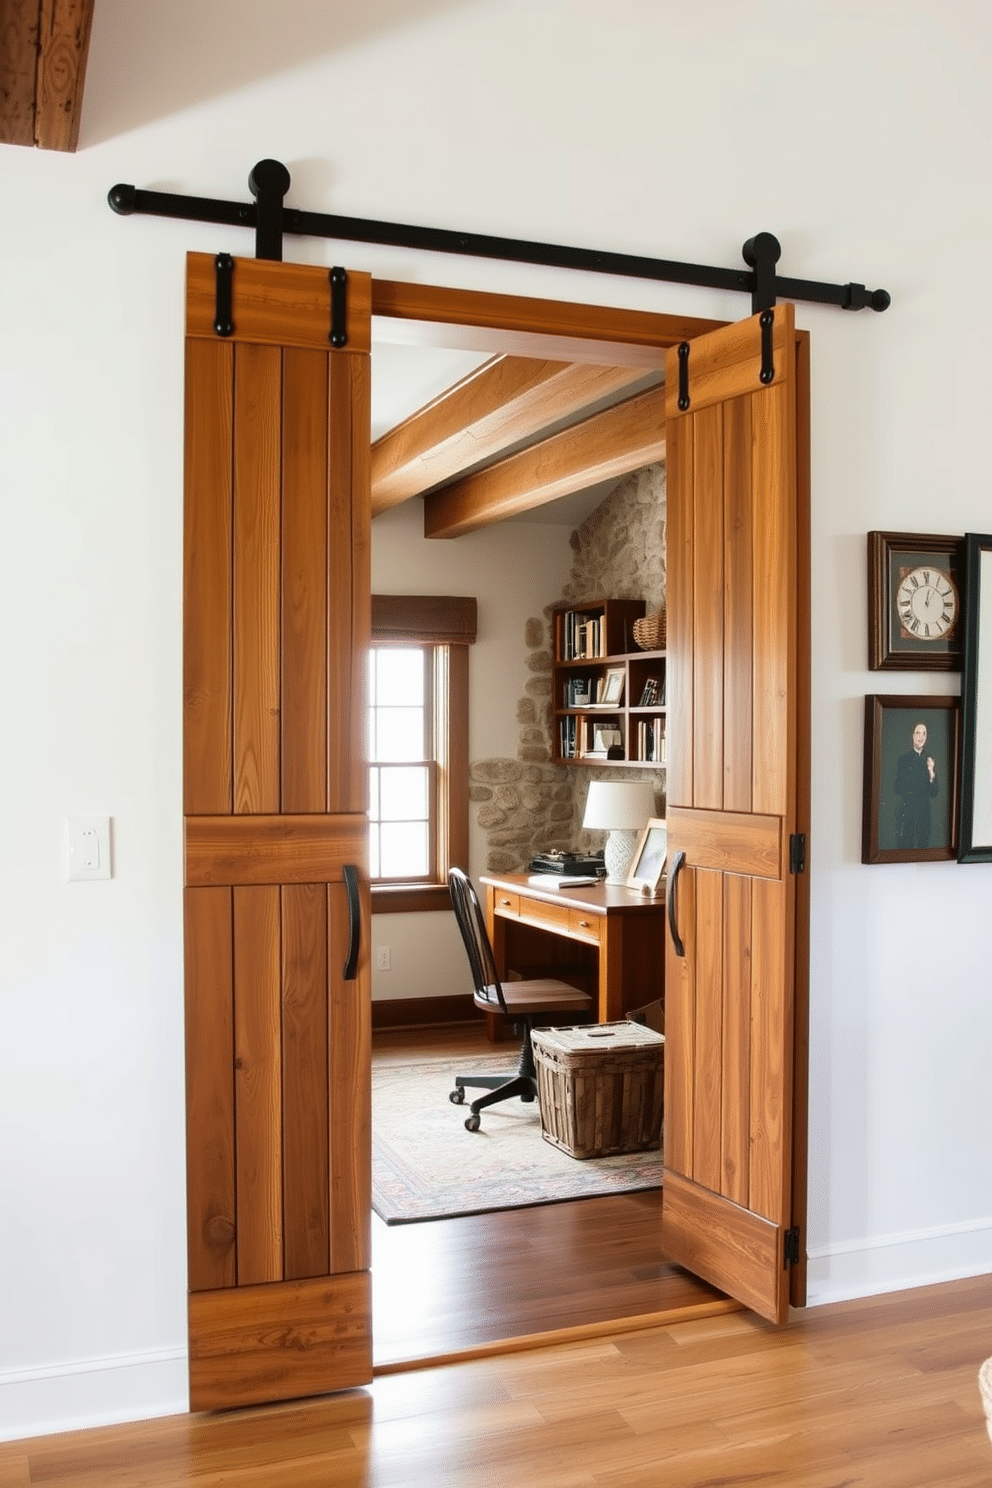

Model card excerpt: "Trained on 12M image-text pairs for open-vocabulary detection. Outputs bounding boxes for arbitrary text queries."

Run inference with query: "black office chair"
[447,867,593,1131]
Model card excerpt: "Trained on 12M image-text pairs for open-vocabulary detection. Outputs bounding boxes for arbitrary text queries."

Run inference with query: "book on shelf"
[636,718,667,764]
[562,609,605,661]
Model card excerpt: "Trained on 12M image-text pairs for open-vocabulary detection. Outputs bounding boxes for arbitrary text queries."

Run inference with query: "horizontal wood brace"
[185,253,372,351]
[664,302,794,419]
[661,1169,785,1324]
[668,806,784,879]
[188,1271,372,1411]
[185,814,367,886]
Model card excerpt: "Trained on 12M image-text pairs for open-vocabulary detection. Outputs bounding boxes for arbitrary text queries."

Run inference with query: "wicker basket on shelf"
[633,609,666,650]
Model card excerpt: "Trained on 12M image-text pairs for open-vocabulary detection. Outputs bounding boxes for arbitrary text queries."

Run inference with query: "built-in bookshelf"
[552,599,667,769]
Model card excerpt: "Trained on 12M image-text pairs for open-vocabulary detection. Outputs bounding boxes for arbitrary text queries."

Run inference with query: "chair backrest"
[447,867,508,1014]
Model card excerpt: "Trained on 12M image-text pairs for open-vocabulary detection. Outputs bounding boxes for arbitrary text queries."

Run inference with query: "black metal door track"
[108,158,889,317]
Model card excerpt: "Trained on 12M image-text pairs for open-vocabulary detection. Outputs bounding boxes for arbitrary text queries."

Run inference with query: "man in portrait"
[893,720,939,848]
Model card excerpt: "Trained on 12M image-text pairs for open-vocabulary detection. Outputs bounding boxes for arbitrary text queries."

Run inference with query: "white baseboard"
[806,1216,992,1306]
[0,1346,188,1443]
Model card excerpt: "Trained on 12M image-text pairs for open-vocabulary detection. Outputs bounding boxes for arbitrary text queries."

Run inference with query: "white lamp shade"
[582,780,656,832]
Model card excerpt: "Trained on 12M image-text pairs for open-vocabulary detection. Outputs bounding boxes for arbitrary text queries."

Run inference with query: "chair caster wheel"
[465,1113,481,1132]
[449,1088,465,1105]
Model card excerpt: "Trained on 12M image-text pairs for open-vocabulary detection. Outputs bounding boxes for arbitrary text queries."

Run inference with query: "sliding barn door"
[183,253,372,1409]
[662,303,810,1324]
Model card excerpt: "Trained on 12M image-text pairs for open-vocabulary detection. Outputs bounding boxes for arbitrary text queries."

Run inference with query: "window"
[370,596,476,912]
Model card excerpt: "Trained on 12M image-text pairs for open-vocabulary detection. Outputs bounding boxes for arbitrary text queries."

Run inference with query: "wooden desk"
[480,873,665,1025]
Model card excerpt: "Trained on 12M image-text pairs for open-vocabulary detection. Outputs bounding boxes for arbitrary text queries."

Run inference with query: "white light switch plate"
[66,816,113,880]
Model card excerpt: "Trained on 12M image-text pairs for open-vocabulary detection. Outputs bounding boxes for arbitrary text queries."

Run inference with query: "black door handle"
[667,849,686,958]
[342,864,361,981]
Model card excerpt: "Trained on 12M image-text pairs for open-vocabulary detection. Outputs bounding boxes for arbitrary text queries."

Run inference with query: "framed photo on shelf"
[627,818,668,894]
[861,695,960,864]
[598,667,625,706]
[957,532,992,862]
[867,530,963,671]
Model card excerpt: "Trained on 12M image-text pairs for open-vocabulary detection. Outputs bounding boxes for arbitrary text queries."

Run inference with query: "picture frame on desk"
[627,818,667,894]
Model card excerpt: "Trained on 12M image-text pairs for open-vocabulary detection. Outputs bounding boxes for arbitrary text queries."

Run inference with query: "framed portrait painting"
[957,532,992,862]
[862,695,960,864]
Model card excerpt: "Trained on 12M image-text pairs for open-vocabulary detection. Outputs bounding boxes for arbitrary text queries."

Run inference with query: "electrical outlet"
[375,946,391,971]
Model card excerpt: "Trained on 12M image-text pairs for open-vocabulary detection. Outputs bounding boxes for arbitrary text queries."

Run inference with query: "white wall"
[2,0,990,1440]
[369,498,574,1001]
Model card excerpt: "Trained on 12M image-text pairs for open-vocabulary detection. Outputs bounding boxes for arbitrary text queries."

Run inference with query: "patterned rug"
[372,1055,663,1224]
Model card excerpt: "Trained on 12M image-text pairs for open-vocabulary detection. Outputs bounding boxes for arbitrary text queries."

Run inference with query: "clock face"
[896,564,958,641]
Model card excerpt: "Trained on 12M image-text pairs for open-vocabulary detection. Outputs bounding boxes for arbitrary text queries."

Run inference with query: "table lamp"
[582,780,657,885]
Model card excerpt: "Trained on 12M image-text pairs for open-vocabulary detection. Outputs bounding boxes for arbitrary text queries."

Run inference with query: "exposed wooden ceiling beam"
[0,0,94,153]
[423,385,665,539]
[371,357,649,515]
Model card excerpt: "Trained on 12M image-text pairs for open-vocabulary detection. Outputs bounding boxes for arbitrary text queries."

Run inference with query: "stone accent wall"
[472,463,667,873]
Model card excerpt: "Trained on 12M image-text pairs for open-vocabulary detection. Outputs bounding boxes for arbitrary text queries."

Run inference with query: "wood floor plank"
[6,1027,990,1486]
[7,1271,991,1486]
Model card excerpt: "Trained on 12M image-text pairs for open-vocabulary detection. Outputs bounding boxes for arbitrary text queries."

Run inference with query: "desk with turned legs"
[480,873,665,1026]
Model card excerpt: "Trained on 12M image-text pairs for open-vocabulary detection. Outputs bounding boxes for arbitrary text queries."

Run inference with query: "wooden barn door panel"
[183,254,372,1409]
[662,304,809,1325]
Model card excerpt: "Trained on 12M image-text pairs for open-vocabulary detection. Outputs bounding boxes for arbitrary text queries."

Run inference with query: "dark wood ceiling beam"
[423,386,666,539]
[0,0,93,152]
[371,357,648,515]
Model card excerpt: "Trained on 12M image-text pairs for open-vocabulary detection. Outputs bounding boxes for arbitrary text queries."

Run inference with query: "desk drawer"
[491,889,520,918]
[568,908,601,944]
[519,896,571,935]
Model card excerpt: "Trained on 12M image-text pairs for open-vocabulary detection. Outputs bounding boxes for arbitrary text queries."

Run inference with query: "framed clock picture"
[868,531,964,671]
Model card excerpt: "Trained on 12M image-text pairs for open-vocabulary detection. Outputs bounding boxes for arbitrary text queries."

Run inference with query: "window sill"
[372,883,453,914]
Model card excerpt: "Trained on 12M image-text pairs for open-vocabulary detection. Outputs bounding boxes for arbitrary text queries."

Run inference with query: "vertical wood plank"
[664,861,695,1177]
[748,878,790,1223]
[349,354,372,817]
[184,338,233,815]
[665,412,693,809]
[723,395,754,814]
[233,344,282,815]
[692,405,724,810]
[326,356,355,814]
[184,887,236,1291]
[234,885,283,1285]
[328,877,370,1275]
[721,873,751,1206]
[281,349,329,812]
[751,376,795,818]
[282,884,330,1281]
[692,868,724,1194]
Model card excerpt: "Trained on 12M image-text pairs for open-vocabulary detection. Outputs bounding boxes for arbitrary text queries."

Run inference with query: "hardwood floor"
[5,1274,990,1485]
[371,1022,730,1369]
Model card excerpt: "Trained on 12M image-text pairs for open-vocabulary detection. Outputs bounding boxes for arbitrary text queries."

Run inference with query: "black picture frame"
[957,532,992,863]
[867,531,963,671]
[861,695,960,864]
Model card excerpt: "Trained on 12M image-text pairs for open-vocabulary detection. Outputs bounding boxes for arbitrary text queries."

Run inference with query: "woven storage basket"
[532,1021,664,1159]
[632,609,666,650]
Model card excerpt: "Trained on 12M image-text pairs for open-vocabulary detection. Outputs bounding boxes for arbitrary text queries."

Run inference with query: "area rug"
[372,1056,663,1224]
